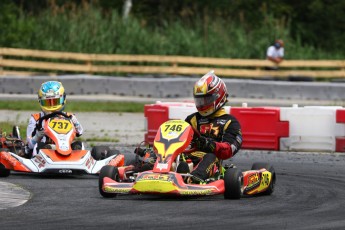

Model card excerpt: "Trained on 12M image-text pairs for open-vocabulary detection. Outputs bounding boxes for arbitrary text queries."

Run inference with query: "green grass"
[7,7,344,60]
[0,122,26,139]
[0,100,145,112]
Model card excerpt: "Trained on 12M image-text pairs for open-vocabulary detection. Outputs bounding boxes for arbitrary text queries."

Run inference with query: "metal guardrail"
[0,47,344,78]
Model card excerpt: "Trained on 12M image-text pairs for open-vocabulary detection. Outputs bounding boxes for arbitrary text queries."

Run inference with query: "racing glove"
[134,147,146,157]
[194,136,216,153]
[32,129,45,143]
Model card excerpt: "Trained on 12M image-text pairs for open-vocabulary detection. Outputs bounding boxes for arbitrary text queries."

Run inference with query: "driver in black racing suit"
[184,70,242,183]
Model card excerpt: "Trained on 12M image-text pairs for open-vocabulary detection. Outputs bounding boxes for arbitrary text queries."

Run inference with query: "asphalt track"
[1,149,345,230]
[1,101,345,229]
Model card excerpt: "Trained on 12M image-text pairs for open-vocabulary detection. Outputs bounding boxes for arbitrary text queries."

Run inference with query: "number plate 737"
[49,119,73,134]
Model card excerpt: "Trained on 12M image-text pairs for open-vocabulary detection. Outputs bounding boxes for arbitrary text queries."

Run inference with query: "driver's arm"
[71,114,84,137]
[215,119,242,159]
[27,116,40,149]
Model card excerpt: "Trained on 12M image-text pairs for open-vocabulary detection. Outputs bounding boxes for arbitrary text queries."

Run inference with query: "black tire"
[224,168,243,199]
[71,141,83,150]
[99,165,119,198]
[91,146,111,160]
[251,162,276,195]
[0,163,10,177]
[287,75,315,82]
[107,149,120,157]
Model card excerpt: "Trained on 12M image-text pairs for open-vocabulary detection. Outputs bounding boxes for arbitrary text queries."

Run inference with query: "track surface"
[1,150,345,230]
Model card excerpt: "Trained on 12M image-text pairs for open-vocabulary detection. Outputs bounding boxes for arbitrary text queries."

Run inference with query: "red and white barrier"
[336,109,345,152]
[280,106,345,152]
[231,107,289,150]
[144,102,345,152]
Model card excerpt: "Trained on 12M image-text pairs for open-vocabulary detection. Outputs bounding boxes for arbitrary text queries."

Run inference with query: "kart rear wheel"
[251,162,276,195]
[224,168,243,199]
[91,146,111,160]
[99,165,119,198]
[0,163,10,177]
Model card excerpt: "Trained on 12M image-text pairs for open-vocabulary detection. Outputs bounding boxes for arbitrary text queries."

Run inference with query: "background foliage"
[0,0,344,59]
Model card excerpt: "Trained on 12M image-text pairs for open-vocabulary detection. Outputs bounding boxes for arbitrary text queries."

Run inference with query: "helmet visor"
[194,94,216,108]
[40,97,64,107]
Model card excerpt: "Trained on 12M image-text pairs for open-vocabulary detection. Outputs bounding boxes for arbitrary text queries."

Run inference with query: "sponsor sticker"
[140,173,171,181]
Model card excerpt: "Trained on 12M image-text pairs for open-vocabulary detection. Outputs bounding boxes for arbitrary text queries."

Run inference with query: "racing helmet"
[38,81,66,113]
[193,70,228,117]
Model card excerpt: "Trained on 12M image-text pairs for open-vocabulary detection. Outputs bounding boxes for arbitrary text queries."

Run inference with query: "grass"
[8,7,344,60]
[0,100,146,112]
[0,122,26,139]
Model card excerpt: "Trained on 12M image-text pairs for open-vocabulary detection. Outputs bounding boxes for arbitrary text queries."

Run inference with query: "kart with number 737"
[0,111,124,177]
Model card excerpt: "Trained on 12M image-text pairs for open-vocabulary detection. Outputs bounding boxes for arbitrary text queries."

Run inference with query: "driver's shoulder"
[31,112,43,121]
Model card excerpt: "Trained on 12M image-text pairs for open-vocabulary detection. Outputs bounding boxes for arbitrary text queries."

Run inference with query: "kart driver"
[184,70,242,183]
[25,81,84,158]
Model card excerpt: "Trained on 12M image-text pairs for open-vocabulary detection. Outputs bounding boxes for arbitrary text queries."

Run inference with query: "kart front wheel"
[251,162,276,195]
[224,168,243,199]
[0,163,10,177]
[91,146,111,160]
[99,165,119,198]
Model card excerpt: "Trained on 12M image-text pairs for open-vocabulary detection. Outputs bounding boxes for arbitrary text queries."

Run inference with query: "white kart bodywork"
[6,149,118,174]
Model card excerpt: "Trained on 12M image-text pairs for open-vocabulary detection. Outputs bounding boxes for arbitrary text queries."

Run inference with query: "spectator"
[266,39,284,70]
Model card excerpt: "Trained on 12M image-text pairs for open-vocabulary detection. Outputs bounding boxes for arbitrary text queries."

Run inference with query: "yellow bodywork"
[133,180,177,193]
[246,171,272,195]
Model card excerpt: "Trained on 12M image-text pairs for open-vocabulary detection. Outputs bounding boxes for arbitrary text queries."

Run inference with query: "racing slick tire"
[91,146,111,160]
[224,168,243,199]
[251,162,276,195]
[0,163,10,177]
[107,149,120,157]
[99,165,119,198]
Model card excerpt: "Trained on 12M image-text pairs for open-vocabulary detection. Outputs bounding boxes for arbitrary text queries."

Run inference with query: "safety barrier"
[144,102,345,152]
[230,107,289,150]
[336,109,345,152]
[280,106,345,151]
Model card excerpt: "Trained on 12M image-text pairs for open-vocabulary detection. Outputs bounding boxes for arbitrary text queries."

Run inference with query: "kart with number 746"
[99,119,276,199]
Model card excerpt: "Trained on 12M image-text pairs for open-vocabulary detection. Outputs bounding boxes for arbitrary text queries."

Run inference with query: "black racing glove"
[134,147,146,157]
[194,136,216,153]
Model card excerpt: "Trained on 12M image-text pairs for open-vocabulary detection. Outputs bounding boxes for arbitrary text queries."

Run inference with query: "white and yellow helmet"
[38,81,66,113]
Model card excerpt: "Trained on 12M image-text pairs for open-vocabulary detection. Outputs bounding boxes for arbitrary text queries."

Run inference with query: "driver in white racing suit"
[26,81,83,158]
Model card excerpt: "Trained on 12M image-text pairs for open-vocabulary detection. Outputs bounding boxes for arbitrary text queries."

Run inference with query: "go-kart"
[99,119,276,199]
[0,111,124,177]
